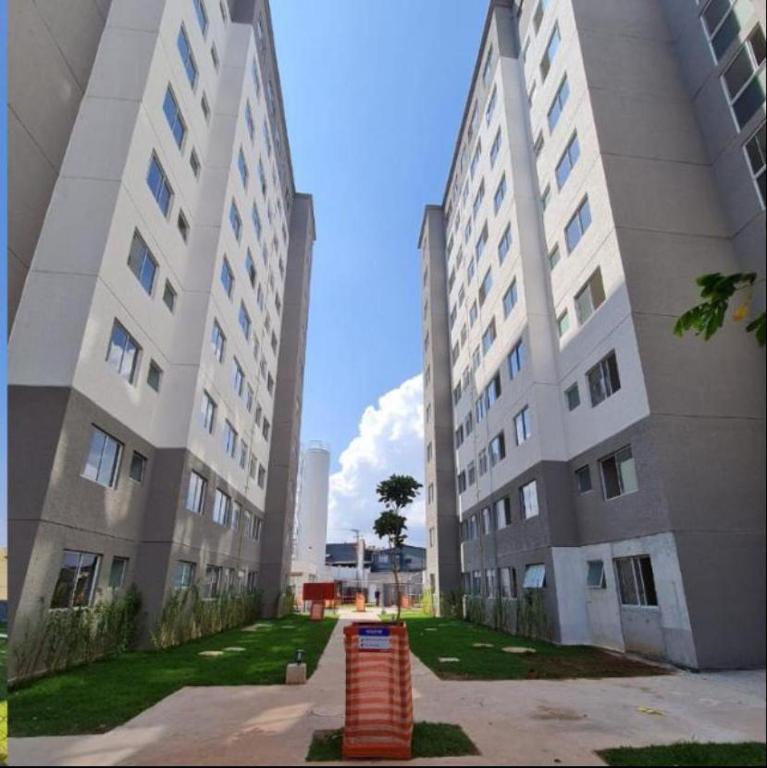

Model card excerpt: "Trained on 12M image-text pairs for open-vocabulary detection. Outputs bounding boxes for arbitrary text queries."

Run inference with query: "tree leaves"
[674,272,765,347]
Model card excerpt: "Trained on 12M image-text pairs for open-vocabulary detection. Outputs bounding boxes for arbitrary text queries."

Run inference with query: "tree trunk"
[393,564,401,622]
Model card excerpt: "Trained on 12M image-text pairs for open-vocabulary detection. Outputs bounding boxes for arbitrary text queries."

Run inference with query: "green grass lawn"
[10,615,336,738]
[597,741,767,766]
[404,614,668,680]
[306,722,479,761]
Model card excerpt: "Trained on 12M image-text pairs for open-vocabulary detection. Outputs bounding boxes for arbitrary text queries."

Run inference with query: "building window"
[498,224,512,263]
[147,360,162,392]
[575,465,592,494]
[457,471,467,494]
[220,258,234,297]
[495,497,512,530]
[83,426,123,488]
[507,338,524,379]
[532,0,549,34]
[211,43,220,70]
[548,244,561,271]
[588,351,621,406]
[175,560,196,590]
[204,565,223,599]
[147,153,173,216]
[232,358,244,396]
[556,133,581,189]
[615,555,657,606]
[229,200,242,241]
[186,471,207,513]
[519,479,539,519]
[190,149,201,178]
[50,550,101,609]
[600,446,638,499]
[201,390,216,433]
[193,0,209,36]
[548,75,570,132]
[490,128,502,166]
[482,45,495,85]
[475,223,488,260]
[177,210,190,241]
[502,279,518,317]
[575,268,606,325]
[533,130,544,158]
[223,421,238,458]
[514,406,532,445]
[107,320,140,383]
[163,86,186,148]
[177,25,198,88]
[540,24,561,81]
[494,175,507,213]
[127,231,157,295]
[489,432,506,466]
[722,26,766,129]
[109,556,129,590]
[500,566,518,598]
[245,100,255,141]
[486,84,497,124]
[257,464,267,488]
[238,148,249,188]
[586,560,606,589]
[565,196,592,252]
[701,0,748,61]
[163,280,177,313]
[211,320,226,362]
[482,318,497,354]
[478,268,493,306]
[129,451,147,483]
[541,183,552,211]
[239,303,252,339]
[557,309,571,338]
[213,488,232,526]
[565,382,580,410]
[523,563,546,588]
[744,121,766,206]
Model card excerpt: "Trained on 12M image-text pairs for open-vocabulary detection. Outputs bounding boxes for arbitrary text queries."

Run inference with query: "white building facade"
[8,0,315,631]
[421,0,765,669]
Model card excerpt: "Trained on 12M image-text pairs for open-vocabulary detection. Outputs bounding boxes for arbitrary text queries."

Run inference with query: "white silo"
[291,441,330,588]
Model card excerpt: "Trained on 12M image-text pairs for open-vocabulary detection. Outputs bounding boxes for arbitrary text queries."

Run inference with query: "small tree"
[373,474,422,621]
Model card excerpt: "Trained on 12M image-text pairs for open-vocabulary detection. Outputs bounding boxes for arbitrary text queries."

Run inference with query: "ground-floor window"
[108,556,129,590]
[51,550,101,609]
[471,570,482,596]
[174,560,196,590]
[485,568,497,598]
[246,570,258,593]
[586,559,606,589]
[499,566,517,599]
[614,555,657,607]
[204,565,223,598]
[523,563,546,589]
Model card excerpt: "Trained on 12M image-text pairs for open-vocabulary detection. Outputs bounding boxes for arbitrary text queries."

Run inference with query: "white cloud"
[327,374,426,547]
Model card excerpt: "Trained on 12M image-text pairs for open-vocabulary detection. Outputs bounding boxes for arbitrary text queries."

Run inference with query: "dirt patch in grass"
[306,722,479,761]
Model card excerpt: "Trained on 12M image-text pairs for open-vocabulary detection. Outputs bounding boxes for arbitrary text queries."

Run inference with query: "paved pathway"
[10,610,767,765]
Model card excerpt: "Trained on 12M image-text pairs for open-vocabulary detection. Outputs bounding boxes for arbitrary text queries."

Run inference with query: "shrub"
[151,585,263,650]
[11,586,142,684]
[439,589,464,619]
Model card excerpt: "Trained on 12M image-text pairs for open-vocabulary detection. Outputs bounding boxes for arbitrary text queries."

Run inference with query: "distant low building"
[323,541,426,606]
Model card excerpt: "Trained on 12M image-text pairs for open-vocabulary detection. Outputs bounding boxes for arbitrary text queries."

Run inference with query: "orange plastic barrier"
[309,601,325,621]
[342,623,413,760]
[355,592,366,612]
[400,594,410,609]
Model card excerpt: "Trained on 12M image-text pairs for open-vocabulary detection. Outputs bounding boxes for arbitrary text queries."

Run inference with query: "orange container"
[400,594,410,609]
[309,601,325,621]
[342,623,413,760]
[355,592,366,612]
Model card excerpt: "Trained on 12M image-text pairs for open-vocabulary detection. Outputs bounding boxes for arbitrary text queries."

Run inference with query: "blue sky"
[270,1,486,477]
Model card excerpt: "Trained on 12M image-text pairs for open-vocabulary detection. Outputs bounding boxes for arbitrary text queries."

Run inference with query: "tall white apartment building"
[421,0,765,668]
[8,0,315,631]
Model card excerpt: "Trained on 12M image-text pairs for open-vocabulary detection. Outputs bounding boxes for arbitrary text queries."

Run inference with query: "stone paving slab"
[9,612,767,766]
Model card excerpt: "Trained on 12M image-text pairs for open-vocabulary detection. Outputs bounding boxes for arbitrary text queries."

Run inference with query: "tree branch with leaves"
[674,272,765,347]
[373,474,422,621]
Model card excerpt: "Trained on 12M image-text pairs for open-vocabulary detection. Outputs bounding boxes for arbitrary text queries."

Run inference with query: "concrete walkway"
[10,610,767,766]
